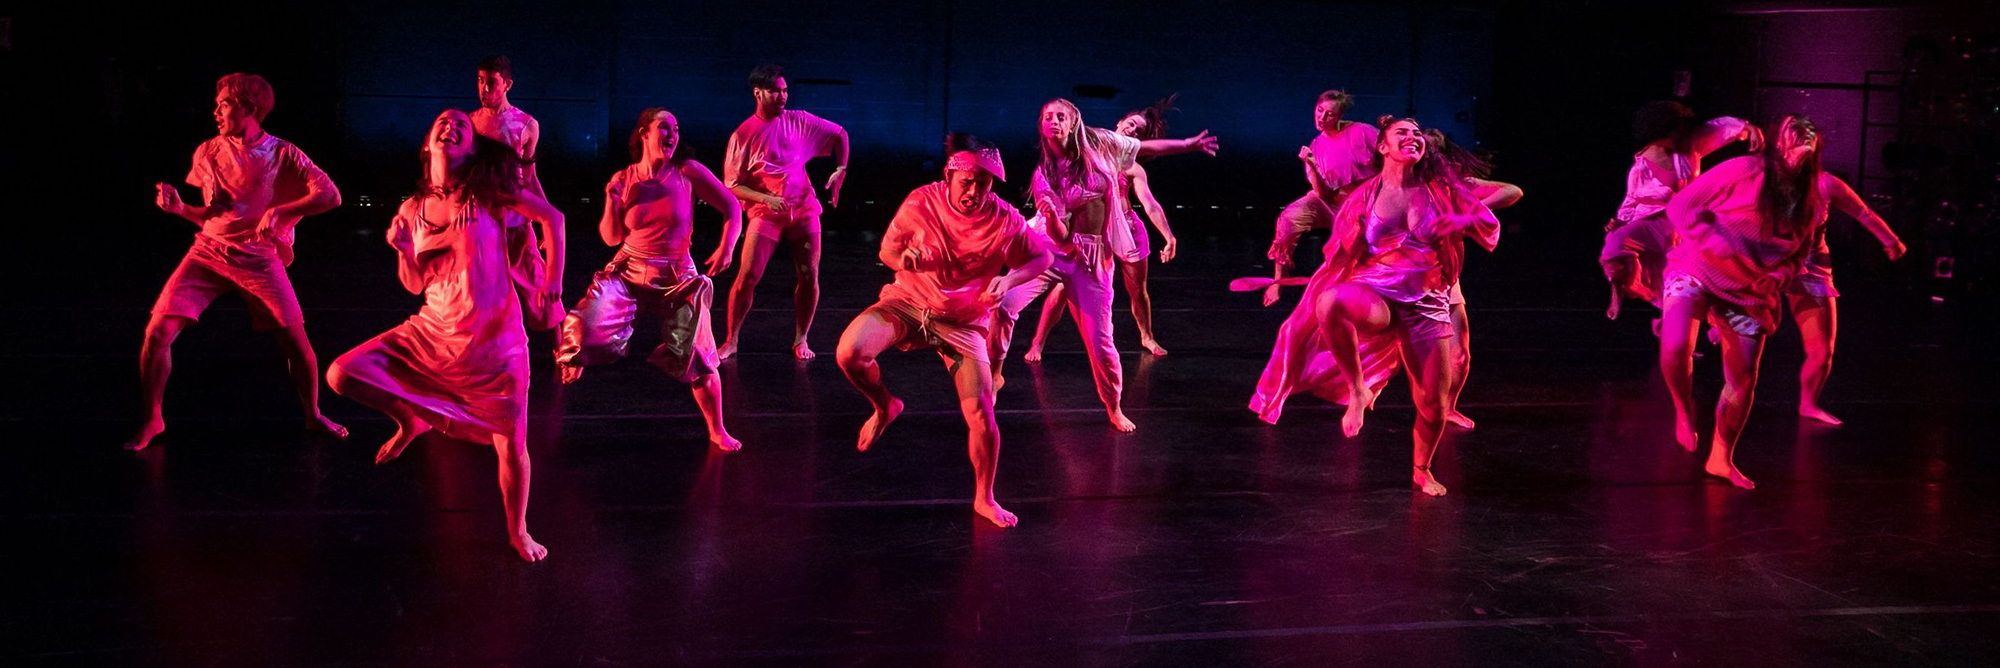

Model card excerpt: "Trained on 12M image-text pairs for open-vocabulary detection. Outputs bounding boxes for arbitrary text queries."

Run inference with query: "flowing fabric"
[331,197,541,444]
[1249,175,1500,424]
[556,251,717,383]
[1665,157,1833,332]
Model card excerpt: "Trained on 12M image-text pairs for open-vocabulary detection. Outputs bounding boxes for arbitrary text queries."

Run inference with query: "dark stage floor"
[8,217,2000,666]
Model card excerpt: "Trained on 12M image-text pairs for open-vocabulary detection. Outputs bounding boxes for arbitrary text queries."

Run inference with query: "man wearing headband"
[834,134,1053,529]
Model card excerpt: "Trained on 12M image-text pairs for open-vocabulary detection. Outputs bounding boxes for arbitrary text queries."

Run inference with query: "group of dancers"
[123,58,1901,561]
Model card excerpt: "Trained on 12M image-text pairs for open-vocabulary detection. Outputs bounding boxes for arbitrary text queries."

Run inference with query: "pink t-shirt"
[472,105,540,161]
[606,162,699,258]
[724,109,844,221]
[1310,122,1381,192]
[186,133,334,259]
[878,183,1050,322]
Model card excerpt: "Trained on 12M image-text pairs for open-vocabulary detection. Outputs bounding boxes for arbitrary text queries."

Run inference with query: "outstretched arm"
[1137,130,1220,159]
[686,162,745,275]
[1128,164,1177,262]
[1825,176,1906,260]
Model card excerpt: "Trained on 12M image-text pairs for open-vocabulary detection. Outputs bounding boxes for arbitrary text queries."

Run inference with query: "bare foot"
[1413,467,1448,496]
[974,499,1019,528]
[1704,460,1755,490]
[375,421,432,465]
[1107,409,1137,433]
[857,398,904,451]
[710,432,743,452]
[1446,410,1476,430]
[1341,387,1376,437]
[510,533,549,562]
[1674,417,1700,453]
[123,417,166,452]
[1799,405,1844,426]
[994,374,1006,391]
[1141,339,1169,356]
[1023,345,1044,363]
[1650,318,1662,338]
[716,340,738,360]
[1606,286,1623,320]
[792,341,816,361]
[308,414,350,439]
[559,364,585,385]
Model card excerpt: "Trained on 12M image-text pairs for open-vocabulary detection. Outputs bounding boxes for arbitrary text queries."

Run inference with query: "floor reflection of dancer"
[126,73,347,451]
[1786,176,1905,425]
[472,55,544,197]
[327,110,566,561]
[1023,96,1183,359]
[1249,117,1500,496]
[1265,90,1381,307]
[1424,128,1523,430]
[988,99,1219,432]
[718,63,850,361]
[1658,115,1834,490]
[1602,101,1761,322]
[556,108,743,451]
[835,134,1053,528]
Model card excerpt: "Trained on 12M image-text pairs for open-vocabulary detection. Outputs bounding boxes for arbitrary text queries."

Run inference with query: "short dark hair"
[216,73,275,122]
[1317,89,1354,115]
[749,63,785,90]
[478,55,513,79]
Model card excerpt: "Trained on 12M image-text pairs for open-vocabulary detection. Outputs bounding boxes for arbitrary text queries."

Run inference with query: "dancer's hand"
[978,276,1010,306]
[703,245,735,276]
[1743,125,1766,153]
[154,183,184,214]
[255,206,301,241]
[1184,130,1220,156]
[825,167,847,208]
[1297,146,1315,164]
[898,246,931,272]
[1882,239,1907,261]
[604,179,625,212]
[1160,235,1178,263]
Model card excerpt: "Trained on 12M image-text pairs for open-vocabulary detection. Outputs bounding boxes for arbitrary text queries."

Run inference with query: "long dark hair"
[1422,127,1491,181]
[1758,114,1824,239]
[416,110,523,207]
[1368,115,1452,184]
[1121,93,1177,141]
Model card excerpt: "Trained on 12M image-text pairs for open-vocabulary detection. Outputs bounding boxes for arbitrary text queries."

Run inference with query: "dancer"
[126,73,347,451]
[472,55,545,197]
[718,63,851,360]
[1264,90,1381,307]
[835,134,1052,528]
[556,108,743,451]
[1249,117,1501,496]
[1602,101,1761,321]
[327,109,566,561]
[1658,114,1834,490]
[1425,128,1523,430]
[988,98,1219,432]
[1022,96,1182,359]
[1787,177,1906,425]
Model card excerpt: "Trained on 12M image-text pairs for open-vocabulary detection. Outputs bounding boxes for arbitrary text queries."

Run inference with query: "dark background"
[1,0,1993,327]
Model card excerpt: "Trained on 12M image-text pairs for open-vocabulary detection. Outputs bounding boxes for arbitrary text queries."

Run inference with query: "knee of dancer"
[143,314,190,346]
[834,346,874,371]
[325,360,355,394]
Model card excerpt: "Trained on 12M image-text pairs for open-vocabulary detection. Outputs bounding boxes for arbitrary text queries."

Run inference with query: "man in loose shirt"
[719,63,850,361]
[834,136,1051,529]
[126,73,346,451]
[1264,89,1380,305]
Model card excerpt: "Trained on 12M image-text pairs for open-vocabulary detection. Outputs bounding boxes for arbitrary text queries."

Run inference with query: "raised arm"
[1824,175,1906,260]
[1127,163,1177,262]
[1689,116,1763,162]
[685,162,745,275]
